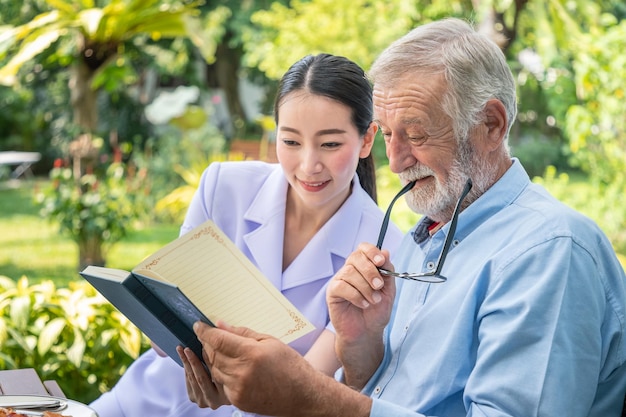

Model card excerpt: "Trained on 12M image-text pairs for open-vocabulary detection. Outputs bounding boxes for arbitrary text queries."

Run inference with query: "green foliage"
[0,275,150,404]
[0,63,70,157]
[0,0,226,85]
[565,19,626,183]
[543,7,626,254]
[35,158,144,264]
[246,0,423,79]
[510,135,568,178]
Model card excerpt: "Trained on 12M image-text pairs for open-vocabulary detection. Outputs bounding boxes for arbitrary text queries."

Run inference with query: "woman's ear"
[359,122,378,158]
[483,99,507,151]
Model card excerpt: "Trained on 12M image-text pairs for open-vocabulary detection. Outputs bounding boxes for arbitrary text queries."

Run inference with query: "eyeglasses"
[376,178,473,283]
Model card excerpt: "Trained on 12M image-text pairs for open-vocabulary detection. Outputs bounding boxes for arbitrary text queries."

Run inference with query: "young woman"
[90,53,402,417]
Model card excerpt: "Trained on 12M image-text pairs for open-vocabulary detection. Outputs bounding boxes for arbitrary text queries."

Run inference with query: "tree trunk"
[208,35,246,137]
[69,60,98,132]
[78,235,106,271]
[68,51,102,271]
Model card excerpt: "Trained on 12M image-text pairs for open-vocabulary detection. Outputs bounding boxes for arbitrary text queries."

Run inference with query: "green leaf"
[0,318,8,346]
[118,326,143,359]
[9,296,30,330]
[0,26,18,57]
[44,0,80,15]
[77,8,104,38]
[67,329,86,367]
[6,326,33,353]
[0,28,64,86]
[38,318,67,355]
[0,275,17,291]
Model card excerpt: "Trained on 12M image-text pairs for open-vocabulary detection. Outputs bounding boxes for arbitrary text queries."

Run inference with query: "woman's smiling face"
[276,91,374,212]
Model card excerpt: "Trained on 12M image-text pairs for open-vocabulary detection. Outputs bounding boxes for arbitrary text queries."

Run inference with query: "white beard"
[400,139,497,222]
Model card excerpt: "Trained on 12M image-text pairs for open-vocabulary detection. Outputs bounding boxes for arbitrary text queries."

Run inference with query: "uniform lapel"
[244,172,366,291]
[243,168,287,290]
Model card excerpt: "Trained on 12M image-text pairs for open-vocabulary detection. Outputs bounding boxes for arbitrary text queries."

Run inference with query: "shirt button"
[426,261,435,270]
[232,411,243,417]
[374,386,381,394]
[453,239,460,246]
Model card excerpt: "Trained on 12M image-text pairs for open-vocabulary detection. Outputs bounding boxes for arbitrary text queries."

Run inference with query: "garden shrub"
[510,135,568,178]
[0,275,150,404]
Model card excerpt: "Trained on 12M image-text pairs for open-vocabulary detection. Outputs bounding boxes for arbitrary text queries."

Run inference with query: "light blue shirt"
[362,159,626,417]
[91,161,403,417]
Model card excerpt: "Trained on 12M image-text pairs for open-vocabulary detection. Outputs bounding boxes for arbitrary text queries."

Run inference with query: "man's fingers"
[216,321,266,340]
[194,321,268,357]
[328,244,393,308]
[329,264,381,308]
[178,346,230,409]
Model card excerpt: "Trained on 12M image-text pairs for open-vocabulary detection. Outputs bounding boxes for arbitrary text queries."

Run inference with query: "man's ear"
[359,122,378,158]
[483,99,508,151]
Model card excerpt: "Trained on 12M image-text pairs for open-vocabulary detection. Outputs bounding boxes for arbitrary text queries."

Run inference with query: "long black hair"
[273,54,377,202]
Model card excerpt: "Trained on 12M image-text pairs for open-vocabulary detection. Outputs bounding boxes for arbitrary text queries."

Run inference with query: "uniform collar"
[243,169,368,290]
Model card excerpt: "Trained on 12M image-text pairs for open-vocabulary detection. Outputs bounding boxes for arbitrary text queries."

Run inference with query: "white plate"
[0,395,98,416]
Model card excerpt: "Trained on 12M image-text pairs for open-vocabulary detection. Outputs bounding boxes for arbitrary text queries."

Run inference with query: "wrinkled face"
[373,73,474,221]
[276,91,374,212]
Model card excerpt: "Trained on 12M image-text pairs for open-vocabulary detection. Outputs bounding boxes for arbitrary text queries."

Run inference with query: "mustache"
[399,165,436,183]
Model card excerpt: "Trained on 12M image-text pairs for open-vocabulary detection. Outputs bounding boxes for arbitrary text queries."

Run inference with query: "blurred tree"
[245,0,423,79]
[0,0,228,268]
[0,0,224,134]
[504,0,626,248]
[197,0,289,137]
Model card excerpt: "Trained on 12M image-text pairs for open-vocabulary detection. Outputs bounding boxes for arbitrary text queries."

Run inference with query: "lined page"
[134,220,314,344]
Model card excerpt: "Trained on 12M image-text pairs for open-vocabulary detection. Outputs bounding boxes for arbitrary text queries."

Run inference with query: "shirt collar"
[411,158,530,245]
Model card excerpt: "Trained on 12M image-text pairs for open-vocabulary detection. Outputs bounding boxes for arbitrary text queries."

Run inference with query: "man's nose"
[386,134,416,174]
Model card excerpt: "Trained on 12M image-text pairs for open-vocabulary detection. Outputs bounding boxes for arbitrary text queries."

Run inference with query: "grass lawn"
[0,178,180,287]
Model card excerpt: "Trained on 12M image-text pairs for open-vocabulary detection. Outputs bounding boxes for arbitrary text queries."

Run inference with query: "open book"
[80,220,315,367]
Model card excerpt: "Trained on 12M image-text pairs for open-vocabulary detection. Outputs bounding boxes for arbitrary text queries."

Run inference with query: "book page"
[134,220,314,344]
[81,266,130,282]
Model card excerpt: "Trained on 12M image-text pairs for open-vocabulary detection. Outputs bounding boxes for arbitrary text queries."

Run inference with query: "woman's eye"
[322,142,341,149]
[281,139,299,146]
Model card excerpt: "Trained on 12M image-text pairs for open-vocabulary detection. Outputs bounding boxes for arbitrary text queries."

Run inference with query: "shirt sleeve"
[465,235,608,416]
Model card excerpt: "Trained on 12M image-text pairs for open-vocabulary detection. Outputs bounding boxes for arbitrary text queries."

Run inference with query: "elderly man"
[182,18,626,417]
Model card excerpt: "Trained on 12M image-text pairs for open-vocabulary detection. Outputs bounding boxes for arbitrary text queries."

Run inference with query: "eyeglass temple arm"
[433,178,473,275]
[376,180,417,249]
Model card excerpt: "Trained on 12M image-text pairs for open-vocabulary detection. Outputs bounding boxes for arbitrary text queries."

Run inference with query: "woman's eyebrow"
[279,126,300,134]
[279,126,347,136]
[316,128,347,136]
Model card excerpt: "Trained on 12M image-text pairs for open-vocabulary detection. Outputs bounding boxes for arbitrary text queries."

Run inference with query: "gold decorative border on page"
[140,225,224,270]
[284,310,309,336]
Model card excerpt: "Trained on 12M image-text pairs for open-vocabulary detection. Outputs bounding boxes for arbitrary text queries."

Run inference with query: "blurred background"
[0,0,624,402]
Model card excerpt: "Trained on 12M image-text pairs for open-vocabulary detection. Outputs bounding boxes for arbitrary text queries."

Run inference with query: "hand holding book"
[80,220,315,367]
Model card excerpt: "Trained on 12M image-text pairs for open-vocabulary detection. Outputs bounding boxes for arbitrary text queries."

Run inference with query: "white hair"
[369,18,517,151]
